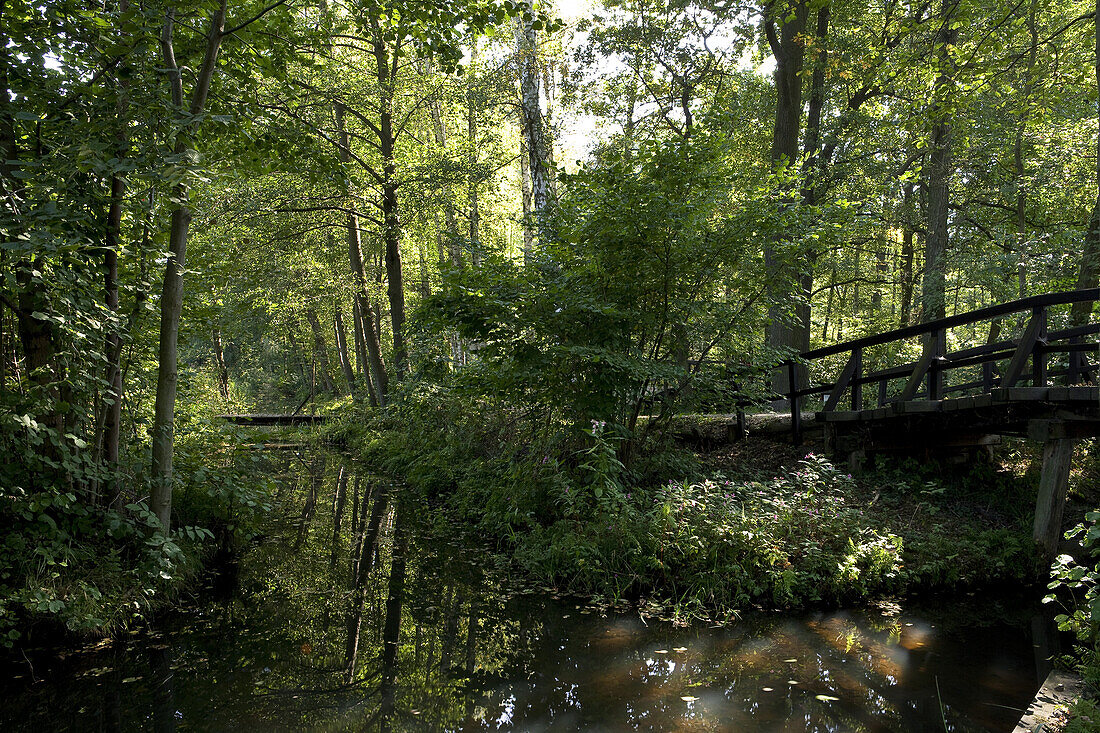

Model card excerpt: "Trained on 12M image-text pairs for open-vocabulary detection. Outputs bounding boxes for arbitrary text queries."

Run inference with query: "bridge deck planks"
[217,414,329,426]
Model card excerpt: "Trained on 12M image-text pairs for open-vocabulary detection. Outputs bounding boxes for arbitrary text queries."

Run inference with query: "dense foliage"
[2,0,1098,642]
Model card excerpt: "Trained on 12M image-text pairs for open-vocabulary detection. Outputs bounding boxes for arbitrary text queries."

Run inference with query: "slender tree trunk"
[822,267,836,339]
[1014,0,1038,299]
[519,134,534,264]
[334,304,357,399]
[417,239,431,298]
[428,94,461,267]
[150,2,227,530]
[378,502,409,732]
[372,26,408,380]
[351,298,379,407]
[543,56,559,201]
[334,102,389,403]
[791,4,830,348]
[287,322,308,384]
[467,43,481,268]
[100,174,125,501]
[211,327,230,406]
[346,489,389,680]
[330,465,348,570]
[101,35,131,505]
[305,309,337,395]
[872,243,887,310]
[899,182,916,327]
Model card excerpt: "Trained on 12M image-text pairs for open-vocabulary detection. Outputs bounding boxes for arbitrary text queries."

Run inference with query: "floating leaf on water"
[816,694,840,702]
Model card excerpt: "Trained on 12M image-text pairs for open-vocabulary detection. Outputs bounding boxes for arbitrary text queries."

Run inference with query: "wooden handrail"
[798,288,1099,361]
[776,289,1099,441]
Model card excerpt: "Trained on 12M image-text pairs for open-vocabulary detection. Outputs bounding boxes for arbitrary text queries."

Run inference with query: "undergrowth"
[0,416,277,646]
[343,388,1042,616]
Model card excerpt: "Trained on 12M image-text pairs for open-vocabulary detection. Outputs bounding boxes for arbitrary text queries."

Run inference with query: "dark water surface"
[1,454,1053,732]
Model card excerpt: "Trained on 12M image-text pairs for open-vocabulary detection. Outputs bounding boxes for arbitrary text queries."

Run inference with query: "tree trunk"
[287,322,308,384]
[151,1,227,530]
[428,94,461,267]
[1013,0,1038,299]
[335,103,389,404]
[519,134,534,264]
[899,182,916,327]
[372,25,408,380]
[345,488,388,678]
[334,304,357,399]
[516,8,549,232]
[305,308,337,395]
[378,502,409,731]
[211,327,230,406]
[1073,0,1100,325]
[920,0,958,324]
[351,298,378,407]
[467,43,481,268]
[792,4,830,351]
[763,0,810,400]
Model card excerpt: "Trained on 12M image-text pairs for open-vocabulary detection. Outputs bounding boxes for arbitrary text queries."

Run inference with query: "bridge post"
[1033,305,1049,386]
[850,347,863,411]
[788,360,802,444]
[927,328,946,400]
[1033,437,1077,558]
[1068,336,1081,384]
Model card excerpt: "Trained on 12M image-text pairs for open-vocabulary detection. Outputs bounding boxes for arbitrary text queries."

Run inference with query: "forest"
[3,0,1100,724]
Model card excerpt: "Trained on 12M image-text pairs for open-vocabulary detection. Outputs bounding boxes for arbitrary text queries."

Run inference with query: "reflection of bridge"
[773,289,1099,556]
[217,414,329,426]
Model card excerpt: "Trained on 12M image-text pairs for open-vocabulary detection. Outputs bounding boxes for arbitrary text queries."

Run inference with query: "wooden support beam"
[1004,306,1046,388]
[900,332,938,401]
[1028,419,1100,442]
[1033,438,1077,558]
[824,349,861,412]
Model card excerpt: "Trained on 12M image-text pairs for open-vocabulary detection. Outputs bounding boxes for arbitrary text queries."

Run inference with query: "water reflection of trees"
[232,456,544,731]
[0,454,1047,732]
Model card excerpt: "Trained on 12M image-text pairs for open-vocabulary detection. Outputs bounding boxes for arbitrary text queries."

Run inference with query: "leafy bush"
[514,454,907,609]
[0,406,272,645]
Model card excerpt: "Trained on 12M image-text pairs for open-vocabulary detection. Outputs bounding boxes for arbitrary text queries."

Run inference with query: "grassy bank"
[328,396,1049,619]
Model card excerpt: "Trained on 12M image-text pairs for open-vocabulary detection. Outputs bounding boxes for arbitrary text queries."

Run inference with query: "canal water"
[1,454,1052,731]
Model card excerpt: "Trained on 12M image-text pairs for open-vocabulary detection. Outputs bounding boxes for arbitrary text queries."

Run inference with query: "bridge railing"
[778,288,1100,440]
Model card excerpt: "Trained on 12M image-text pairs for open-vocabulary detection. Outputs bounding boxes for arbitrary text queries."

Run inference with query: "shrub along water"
[0,418,276,646]
[342,389,1041,618]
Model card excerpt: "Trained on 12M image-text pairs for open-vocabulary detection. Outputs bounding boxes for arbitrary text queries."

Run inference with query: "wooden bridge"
[216,413,330,426]
[772,288,1099,556]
